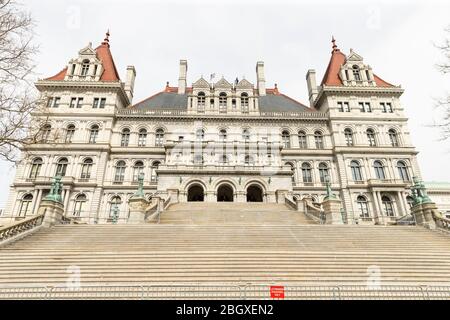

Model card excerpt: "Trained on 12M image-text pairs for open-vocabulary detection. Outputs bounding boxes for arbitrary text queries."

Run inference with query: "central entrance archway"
[246,184,264,202]
[187,185,204,202]
[217,184,234,202]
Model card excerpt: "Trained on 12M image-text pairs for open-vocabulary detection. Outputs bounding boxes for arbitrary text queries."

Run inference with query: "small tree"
[435,26,450,141]
[0,0,43,162]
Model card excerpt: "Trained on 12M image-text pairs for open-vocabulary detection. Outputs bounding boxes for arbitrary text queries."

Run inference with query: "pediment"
[78,43,96,57]
[236,78,253,89]
[192,77,210,88]
[214,77,232,88]
[346,50,364,62]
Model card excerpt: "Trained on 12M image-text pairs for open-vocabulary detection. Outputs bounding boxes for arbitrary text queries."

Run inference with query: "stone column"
[411,202,438,229]
[376,191,385,225]
[322,198,343,224]
[276,189,289,204]
[128,196,150,224]
[371,191,381,223]
[397,191,407,217]
[40,199,65,228]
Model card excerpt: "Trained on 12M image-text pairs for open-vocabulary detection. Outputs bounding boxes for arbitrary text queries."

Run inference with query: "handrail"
[0,213,45,245]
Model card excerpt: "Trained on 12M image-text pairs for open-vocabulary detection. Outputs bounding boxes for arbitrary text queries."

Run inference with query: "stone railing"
[433,211,450,232]
[0,213,45,246]
[396,214,416,226]
[284,197,298,211]
[303,200,325,224]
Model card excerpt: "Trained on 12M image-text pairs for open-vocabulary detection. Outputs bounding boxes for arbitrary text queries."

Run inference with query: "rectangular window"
[381,102,393,113]
[76,98,83,108]
[99,98,106,108]
[47,98,53,108]
[53,97,61,108]
[337,102,343,112]
[359,102,371,113]
[70,97,76,108]
[93,98,99,109]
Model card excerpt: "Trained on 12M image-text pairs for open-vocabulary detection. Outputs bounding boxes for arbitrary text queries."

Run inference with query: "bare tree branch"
[434,26,450,141]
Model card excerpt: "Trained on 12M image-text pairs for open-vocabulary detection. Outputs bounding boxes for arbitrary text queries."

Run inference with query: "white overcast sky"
[0,0,449,208]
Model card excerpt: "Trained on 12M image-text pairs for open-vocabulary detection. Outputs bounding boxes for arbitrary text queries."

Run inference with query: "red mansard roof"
[321,39,395,87]
[44,32,120,82]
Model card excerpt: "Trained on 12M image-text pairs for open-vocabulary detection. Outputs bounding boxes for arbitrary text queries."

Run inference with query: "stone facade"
[0,34,441,225]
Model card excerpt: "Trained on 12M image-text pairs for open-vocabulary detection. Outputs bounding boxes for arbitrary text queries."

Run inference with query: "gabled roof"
[44,32,120,82]
[131,85,311,113]
[320,39,395,87]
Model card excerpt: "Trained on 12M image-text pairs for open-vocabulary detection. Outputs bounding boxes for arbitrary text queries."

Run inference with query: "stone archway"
[246,184,264,202]
[187,184,204,202]
[217,184,234,202]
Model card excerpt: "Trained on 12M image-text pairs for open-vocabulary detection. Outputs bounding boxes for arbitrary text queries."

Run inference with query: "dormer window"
[71,64,76,75]
[197,92,206,108]
[219,92,227,112]
[81,59,90,76]
[241,93,249,112]
[352,65,361,81]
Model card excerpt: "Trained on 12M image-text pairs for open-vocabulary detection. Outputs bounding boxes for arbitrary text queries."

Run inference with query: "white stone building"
[1,34,443,225]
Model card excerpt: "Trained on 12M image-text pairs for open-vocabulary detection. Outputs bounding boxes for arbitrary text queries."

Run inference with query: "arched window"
[120,128,130,147]
[314,131,324,149]
[373,160,386,180]
[298,131,307,149]
[388,129,399,147]
[219,129,227,142]
[151,161,160,182]
[397,161,410,181]
[350,160,363,181]
[242,129,250,142]
[344,128,354,146]
[133,161,144,182]
[241,93,249,112]
[18,194,33,217]
[155,128,165,146]
[114,160,126,182]
[65,124,75,143]
[244,155,255,165]
[80,158,93,179]
[73,194,87,216]
[219,92,227,112]
[197,92,206,108]
[301,162,312,183]
[109,196,122,218]
[318,162,329,183]
[366,129,376,146]
[138,129,147,147]
[89,125,99,144]
[281,131,291,148]
[195,129,204,141]
[352,65,361,81]
[356,195,369,218]
[29,158,43,179]
[81,59,90,76]
[41,124,51,142]
[56,158,68,177]
[382,195,395,217]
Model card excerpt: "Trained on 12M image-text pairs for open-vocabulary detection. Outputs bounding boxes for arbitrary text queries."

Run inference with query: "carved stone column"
[128,196,150,224]
[411,202,438,229]
[40,200,65,228]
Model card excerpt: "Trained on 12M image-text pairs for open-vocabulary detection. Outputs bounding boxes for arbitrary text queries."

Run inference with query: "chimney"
[306,69,319,107]
[256,61,266,96]
[125,65,136,104]
[178,60,188,94]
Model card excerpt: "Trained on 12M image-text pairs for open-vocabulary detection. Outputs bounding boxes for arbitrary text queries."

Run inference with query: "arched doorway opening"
[246,184,264,202]
[187,184,204,202]
[217,184,234,202]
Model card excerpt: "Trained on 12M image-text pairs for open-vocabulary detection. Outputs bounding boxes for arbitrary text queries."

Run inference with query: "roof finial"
[331,35,338,52]
[102,29,110,47]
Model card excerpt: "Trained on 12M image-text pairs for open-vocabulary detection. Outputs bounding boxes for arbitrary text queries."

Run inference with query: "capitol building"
[1,33,449,226]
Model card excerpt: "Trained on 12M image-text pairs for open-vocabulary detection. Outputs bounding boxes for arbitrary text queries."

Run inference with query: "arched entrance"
[246,184,264,202]
[217,184,234,202]
[187,185,204,202]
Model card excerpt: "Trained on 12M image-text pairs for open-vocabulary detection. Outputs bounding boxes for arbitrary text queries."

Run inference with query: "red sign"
[270,286,285,299]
